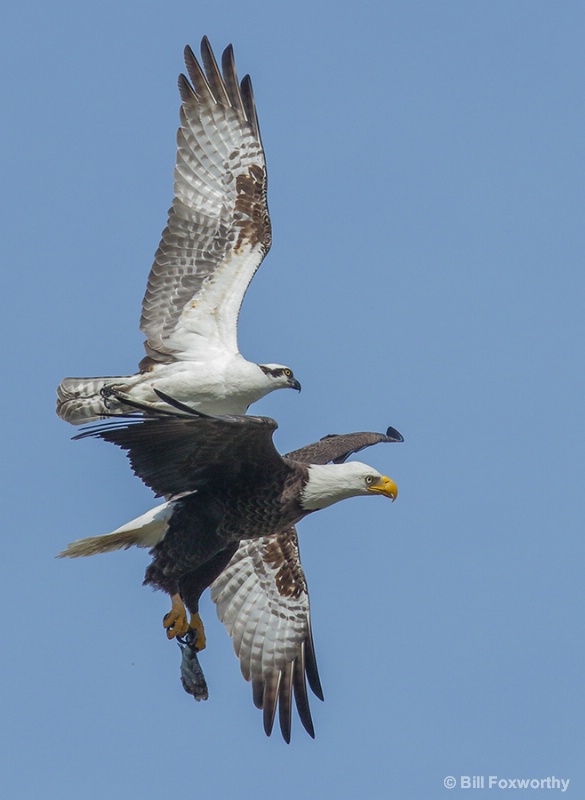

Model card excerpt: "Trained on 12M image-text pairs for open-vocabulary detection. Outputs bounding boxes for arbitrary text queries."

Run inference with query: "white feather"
[57,501,173,558]
[300,462,383,510]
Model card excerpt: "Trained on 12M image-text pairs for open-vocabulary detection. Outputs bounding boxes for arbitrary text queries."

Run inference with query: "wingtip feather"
[292,645,316,738]
[305,624,324,702]
[262,673,281,737]
[220,42,245,114]
[183,44,213,101]
[278,662,294,744]
[385,426,404,443]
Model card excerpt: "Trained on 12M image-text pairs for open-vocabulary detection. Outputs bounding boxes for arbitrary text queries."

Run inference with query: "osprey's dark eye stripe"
[258,365,294,379]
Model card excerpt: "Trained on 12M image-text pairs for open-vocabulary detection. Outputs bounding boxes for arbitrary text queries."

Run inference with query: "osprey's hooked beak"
[288,377,302,392]
[367,475,398,502]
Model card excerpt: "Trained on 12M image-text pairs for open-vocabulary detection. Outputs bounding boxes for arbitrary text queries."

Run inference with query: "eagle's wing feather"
[210,427,402,740]
[140,37,271,365]
[210,529,322,742]
[75,412,282,499]
[286,426,404,465]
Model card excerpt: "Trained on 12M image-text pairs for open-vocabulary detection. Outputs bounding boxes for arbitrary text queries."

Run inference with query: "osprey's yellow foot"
[163,594,189,640]
[188,613,206,652]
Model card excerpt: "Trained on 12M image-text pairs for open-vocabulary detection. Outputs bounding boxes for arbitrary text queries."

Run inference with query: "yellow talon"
[163,594,189,640]
[188,613,206,652]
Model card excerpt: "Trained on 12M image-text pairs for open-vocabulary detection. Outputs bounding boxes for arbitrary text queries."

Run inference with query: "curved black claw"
[99,385,117,409]
[178,631,209,702]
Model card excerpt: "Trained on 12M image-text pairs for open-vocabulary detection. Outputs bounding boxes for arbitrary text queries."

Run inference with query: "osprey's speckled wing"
[211,427,404,741]
[140,37,271,366]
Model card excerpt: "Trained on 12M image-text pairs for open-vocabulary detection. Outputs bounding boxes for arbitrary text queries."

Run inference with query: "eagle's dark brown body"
[144,461,309,606]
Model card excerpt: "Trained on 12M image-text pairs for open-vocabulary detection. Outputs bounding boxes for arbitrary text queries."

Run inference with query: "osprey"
[56,38,300,424]
[60,391,403,741]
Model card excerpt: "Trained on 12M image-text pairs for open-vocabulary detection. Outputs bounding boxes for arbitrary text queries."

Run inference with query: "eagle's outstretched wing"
[211,530,321,743]
[286,427,404,465]
[74,400,283,499]
[140,37,271,366]
[211,427,404,741]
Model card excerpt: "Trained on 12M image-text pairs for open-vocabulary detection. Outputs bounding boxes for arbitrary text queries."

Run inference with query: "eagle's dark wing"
[75,411,284,499]
[210,426,403,740]
[287,426,404,465]
[140,37,271,366]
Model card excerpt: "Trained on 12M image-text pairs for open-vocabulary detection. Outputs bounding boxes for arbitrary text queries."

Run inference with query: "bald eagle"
[56,37,300,424]
[60,392,403,740]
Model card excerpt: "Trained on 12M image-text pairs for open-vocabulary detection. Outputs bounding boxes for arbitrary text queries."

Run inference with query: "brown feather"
[278,662,294,744]
[262,672,281,737]
[183,44,213,101]
[292,644,315,739]
[221,44,246,115]
[199,37,231,106]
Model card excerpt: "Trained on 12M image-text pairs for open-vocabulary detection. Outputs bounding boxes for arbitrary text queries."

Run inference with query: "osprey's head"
[301,461,398,511]
[258,364,302,392]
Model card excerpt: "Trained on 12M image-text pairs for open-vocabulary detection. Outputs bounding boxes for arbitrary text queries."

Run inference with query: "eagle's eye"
[365,475,375,485]
[284,369,292,377]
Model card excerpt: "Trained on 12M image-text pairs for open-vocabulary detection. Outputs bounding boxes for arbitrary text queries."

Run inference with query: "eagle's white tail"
[57,503,173,558]
[56,376,134,425]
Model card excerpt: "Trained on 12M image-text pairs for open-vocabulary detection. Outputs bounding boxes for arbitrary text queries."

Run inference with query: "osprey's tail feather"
[57,502,172,558]
[56,375,134,425]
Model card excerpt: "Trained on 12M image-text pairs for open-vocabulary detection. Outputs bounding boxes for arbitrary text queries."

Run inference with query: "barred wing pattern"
[140,37,271,365]
[211,427,403,740]
[211,532,322,743]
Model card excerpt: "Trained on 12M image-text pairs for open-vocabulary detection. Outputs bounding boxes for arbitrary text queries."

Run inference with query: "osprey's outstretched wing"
[140,37,271,366]
[211,427,404,741]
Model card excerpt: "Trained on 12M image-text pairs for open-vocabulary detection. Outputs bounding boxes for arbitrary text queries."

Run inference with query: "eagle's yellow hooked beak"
[367,475,398,502]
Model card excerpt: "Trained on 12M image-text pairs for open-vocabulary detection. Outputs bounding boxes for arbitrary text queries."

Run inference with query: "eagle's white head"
[300,461,398,511]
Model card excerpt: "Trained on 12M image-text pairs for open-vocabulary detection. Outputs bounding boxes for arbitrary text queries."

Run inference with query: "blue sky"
[2,1,584,797]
